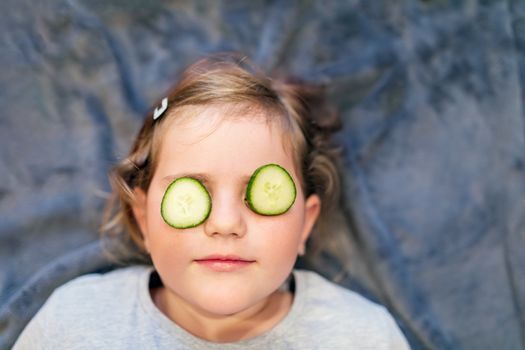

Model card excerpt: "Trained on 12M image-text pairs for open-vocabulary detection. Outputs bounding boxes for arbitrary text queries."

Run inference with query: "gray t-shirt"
[14,266,410,349]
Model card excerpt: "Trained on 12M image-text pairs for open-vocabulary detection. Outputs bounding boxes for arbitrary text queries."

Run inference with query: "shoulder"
[52,265,150,300]
[13,265,153,349]
[292,270,410,349]
[294,269,384,314]
[46,265,151,320]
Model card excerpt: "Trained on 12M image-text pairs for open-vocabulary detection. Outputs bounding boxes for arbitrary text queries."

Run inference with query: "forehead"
[153,105,298,180]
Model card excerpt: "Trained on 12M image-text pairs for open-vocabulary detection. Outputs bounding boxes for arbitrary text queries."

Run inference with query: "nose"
[203,189,247,238]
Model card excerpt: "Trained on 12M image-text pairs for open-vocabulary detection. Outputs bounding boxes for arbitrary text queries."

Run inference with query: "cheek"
[145,224,204,284]
[251,211,305,262]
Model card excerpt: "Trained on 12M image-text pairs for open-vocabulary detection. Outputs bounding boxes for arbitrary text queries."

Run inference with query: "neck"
[151,286,293,343]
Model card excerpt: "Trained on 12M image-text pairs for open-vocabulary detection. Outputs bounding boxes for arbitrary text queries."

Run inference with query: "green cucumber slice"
[245,164,297,215]
[161,177,211,229]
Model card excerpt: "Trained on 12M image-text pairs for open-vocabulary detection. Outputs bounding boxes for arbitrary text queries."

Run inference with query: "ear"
[131,187,150,253]
[298,194,321,255]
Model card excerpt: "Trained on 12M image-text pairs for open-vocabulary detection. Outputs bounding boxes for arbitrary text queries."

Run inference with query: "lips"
[195,254,255,272]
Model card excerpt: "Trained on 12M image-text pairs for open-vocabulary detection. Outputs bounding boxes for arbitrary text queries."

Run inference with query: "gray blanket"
[1,1,524,349]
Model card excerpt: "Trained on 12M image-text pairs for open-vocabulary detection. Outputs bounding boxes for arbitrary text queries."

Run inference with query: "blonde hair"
[101,53,344,265]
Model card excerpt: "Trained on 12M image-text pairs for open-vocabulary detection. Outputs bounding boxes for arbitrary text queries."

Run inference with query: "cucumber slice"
[161,177,211,229]
[245,164,297,215]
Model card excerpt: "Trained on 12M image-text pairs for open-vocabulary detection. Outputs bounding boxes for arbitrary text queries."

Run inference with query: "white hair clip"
[153,97,168,120]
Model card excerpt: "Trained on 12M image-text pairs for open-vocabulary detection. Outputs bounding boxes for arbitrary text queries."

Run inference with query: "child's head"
[102,53,342,313]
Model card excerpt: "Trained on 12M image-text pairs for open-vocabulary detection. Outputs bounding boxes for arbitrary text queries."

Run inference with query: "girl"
[14,53,410,349]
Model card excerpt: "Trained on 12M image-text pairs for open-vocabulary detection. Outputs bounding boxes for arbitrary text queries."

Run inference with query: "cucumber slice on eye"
[161,177,211,229]
[245,164,297,215]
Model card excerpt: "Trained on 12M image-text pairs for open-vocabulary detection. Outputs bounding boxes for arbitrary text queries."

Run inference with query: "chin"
[193,289,266,317]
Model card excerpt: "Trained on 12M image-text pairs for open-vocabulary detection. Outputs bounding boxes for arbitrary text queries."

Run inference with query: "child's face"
[133,105,320,316]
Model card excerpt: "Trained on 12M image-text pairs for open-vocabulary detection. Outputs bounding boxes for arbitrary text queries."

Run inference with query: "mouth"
[194,254,255,272]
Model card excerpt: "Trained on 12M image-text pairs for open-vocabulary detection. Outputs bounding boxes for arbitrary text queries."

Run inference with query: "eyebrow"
[162,173,252,184]
[162,173,210,184]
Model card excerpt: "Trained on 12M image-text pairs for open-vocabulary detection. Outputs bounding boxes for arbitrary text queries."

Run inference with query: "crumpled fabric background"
[1,1,525,349]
